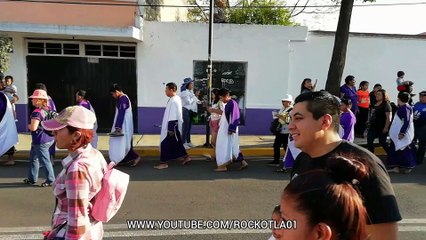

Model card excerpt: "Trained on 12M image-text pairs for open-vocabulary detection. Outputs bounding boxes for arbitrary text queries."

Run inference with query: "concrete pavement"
[5,133,385,161]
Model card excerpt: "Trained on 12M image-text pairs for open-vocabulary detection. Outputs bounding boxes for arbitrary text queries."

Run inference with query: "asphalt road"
[0,157,425,240]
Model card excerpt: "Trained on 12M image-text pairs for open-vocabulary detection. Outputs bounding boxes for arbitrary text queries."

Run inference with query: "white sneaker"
[184,143,191,150]
[187,142,196,148]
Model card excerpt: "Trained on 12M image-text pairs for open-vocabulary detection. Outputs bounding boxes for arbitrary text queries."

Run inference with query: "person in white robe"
[0,91,18,158]
[154,82,190,169]
[108,83,140,167]
[215,88,248,171]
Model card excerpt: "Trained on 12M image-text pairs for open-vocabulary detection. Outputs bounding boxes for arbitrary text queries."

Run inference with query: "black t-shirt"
[370,101,392,131]
[291,141,402,224]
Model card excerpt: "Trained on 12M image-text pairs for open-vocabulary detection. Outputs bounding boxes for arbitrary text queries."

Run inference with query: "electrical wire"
[1,0,426,8]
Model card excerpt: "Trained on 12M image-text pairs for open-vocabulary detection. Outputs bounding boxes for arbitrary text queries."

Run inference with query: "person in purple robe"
[214,88,248,171]
[76,89,98,148]
[108,84,140,167]
[340,75,358,113]
[339,98,356,142]
[388,92,416,174]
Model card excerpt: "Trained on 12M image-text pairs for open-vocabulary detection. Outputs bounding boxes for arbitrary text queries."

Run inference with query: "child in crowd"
[268,205,282,240]
[4,75,18,120]
[340,98,356,142]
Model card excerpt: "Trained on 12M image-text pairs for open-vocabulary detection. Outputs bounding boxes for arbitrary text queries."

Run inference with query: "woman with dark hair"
[300,78,316,94]
[355,81,370,138]
[76,89,98,148]
[340,75,358,113]
[280,157,369,240]
[367,89,392,155]
[42,106,106,239]
[207,88,224,149]
[388,92,416,174]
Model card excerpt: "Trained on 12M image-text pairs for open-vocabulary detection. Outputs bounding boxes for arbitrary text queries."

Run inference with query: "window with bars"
[27,42,136,58]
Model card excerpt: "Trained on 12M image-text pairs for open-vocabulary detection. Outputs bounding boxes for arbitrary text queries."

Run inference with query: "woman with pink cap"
[41,105,106,239]
[23,89,55,187]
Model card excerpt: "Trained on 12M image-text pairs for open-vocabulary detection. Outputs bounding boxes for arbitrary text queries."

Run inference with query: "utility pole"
[204,0,214,147]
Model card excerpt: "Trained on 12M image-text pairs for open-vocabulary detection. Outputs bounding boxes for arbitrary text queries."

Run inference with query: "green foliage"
[187,0,208,22]
[0,35,12,73]
[227,0,296,25]
[187,0,297,26]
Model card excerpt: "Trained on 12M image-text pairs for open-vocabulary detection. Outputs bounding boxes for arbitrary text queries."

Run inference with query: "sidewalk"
[7,134,385,160]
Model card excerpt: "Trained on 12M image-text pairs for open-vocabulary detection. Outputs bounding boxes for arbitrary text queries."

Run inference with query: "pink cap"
[29,89,48,100]
[41,105,96,131]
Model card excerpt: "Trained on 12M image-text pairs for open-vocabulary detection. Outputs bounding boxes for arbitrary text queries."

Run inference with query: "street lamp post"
[204,0,214,147]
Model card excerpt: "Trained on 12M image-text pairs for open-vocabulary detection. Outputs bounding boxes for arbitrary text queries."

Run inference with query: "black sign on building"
[193,60,247,125]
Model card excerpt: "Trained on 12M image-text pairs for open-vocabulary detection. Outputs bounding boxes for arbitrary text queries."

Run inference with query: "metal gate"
[26,56,137,132]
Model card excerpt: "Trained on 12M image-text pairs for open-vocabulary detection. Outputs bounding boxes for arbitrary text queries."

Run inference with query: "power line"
[1,0,426,8]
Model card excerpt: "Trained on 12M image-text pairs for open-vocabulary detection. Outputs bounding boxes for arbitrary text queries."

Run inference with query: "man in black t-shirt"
[289,91,401,240]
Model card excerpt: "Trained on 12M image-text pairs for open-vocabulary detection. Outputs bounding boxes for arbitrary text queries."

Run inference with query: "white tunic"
[160,95,183,144]
[215,102,241,166]
[0,92,18,156]
[108,95,134,164]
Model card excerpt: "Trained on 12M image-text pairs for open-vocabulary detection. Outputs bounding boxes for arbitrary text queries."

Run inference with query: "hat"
[41,106,96,131]
[420,91,426,97]
[281,94,293,102]
[29,89,48,100]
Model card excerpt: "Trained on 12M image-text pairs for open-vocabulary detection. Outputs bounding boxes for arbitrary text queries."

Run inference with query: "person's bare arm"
[383,111,392,133]
[366,222,398,240]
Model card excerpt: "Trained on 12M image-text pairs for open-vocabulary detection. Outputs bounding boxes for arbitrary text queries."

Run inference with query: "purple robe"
[114,95,129,129]
[340,85,358,113]
[340,111,356,142]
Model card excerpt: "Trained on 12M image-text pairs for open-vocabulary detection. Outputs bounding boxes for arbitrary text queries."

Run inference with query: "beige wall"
[0,0,137,28]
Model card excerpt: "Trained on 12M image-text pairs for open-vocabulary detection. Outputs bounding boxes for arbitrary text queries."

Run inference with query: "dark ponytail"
[283,156,369,240]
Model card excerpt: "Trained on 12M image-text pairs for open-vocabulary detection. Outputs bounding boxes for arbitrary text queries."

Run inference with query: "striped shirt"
[51,144,107,239]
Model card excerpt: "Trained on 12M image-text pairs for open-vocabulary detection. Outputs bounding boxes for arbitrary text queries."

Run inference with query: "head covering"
[41,105,96,131]
[281,94,293,103]
[180,77,194,91]
[29,89,48,100]
[420,91,426,97]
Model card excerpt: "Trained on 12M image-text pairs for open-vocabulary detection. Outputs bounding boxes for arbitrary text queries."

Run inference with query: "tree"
[0,35,12,73]
[325,0,374,96]
[187,0,306,26]
[228,0,296,25]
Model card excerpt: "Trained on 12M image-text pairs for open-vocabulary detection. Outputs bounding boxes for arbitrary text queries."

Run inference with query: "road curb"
[10,146,387,161]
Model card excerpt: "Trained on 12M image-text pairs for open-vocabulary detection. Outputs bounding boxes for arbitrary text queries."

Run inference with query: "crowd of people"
[270,73,425,176]
[0,72,424,240]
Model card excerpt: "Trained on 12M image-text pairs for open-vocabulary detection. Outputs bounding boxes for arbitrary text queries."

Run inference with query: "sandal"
[129,157,141,167]
[23,178,36,185]
[181,157,192,165]
[40,182,53,187]
[154,163,168,170]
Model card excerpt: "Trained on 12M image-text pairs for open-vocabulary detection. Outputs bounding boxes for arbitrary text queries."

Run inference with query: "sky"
[286,0,426,35]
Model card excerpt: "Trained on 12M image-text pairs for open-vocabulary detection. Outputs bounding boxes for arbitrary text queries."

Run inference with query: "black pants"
[273,134,289,162]
[355,107,369,136]
[367,129,390,155]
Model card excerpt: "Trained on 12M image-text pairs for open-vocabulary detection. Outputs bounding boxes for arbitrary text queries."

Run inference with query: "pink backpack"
[91,162,130,222]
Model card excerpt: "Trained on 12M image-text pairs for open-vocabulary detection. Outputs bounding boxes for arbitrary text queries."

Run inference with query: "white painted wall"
[3,33,27,103]
[138,21,308,109]
[289,32,426,103]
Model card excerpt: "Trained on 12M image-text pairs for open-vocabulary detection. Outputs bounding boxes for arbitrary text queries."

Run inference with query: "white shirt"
[180,89,198,112]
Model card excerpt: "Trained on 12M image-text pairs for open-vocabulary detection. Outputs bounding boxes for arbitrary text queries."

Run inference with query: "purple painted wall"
[16,104,275,135]
[137,107,274,135]
[15,104,29,132]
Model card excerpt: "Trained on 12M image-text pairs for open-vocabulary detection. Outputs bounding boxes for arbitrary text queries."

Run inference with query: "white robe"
[389,113,414,151]
[89,104,99,148]
[160,95,183,145]
[0,92,18,156]
[109,95,134,164]
[215,103,241,166]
